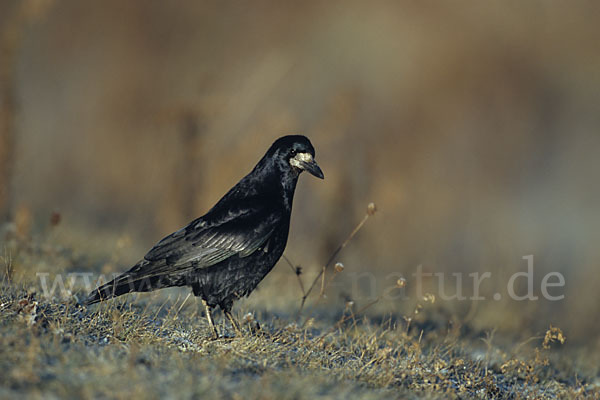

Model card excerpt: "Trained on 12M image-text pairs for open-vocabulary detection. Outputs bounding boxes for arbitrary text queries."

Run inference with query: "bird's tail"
[83,260,182,305]
[84,273,143,305]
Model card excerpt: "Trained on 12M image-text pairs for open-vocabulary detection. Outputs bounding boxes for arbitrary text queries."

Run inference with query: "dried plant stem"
[298,211,372,317]
[282,254,306,296]
[2,248,13,284]
[317,296,381,337]
[176,292,192,316]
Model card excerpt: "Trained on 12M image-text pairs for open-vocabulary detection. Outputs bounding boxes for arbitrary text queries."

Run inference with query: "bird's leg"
[225,311,243,337]
[202,300,219,339]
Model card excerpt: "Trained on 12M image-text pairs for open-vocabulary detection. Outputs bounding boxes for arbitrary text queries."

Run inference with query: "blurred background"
[1,0,599,342]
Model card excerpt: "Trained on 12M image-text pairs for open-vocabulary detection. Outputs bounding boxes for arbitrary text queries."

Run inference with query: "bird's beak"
[300,159,324,179]
[290,152,325,179]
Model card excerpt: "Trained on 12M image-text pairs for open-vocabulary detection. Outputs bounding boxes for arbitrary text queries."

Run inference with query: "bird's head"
[268,135,324,180]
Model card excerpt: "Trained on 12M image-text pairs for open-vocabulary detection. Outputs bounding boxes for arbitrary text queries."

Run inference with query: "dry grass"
[1,219,598,400]
[2,2,599,398]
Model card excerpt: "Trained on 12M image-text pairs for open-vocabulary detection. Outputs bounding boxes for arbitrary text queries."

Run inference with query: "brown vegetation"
[1,1,600,398]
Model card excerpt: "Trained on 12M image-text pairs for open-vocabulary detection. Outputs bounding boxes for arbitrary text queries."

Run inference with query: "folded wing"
[128,199,280,280]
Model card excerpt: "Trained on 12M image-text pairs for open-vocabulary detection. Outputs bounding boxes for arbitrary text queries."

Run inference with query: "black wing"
[84,195,285,305]
[128,197,282,280]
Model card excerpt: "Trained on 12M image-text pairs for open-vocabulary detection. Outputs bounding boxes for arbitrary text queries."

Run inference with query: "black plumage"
[85,135,324,337]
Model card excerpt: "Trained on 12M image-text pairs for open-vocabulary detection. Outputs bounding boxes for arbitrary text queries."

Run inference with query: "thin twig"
[298,212,371,316]
[282,254,305,296]
[332,298,380,330]
[316,297,381,337]
[176,292,192,316]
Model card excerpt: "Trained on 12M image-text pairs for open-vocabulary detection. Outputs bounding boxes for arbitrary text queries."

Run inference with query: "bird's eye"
[290,149,297,157]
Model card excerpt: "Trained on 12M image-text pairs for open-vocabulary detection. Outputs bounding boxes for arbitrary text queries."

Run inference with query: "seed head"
[367,202,377,216]
[396,277,407,288]
[423,293,436,304]
[542,326,565,349]
[334,262,344,273]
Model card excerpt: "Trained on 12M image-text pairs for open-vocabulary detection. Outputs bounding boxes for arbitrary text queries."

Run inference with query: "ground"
[0,228,598,399]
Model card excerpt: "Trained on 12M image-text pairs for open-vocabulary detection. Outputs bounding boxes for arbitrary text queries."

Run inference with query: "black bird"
[85,135,324,337]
